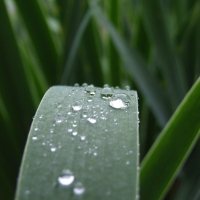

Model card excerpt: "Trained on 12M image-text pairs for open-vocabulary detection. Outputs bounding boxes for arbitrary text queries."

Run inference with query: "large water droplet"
[85,85,96,95]
[55,113,63,123]
[72,101,82,111]
[100,87,114,99]
[58,170,74,186]
[109,93,131,109]
[73,182,85,195]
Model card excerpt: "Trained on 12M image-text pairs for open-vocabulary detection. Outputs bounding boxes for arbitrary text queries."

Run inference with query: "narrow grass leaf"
[14,0,59,85]
[61,0,99,84]
[15,86,139,200]
[94,7,171,127]
[140,77,200,200]
[140,0,187,108]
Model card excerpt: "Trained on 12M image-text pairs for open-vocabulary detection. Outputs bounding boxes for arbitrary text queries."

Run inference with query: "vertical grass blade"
[140,77,200,200]
[15,86,139,200]
[14,0,60,85]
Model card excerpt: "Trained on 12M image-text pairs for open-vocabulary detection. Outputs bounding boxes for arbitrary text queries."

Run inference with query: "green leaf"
[140,77,200,200]
[15,86,139,200]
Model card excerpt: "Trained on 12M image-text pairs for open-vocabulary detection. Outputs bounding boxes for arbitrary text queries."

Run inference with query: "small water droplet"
[58,170,74,186]
[73,182,85,195]
[80,135,86,140]
[72,131,78,136]
[50,128,54,133]
[39,114,43,119]
[94,152,97,156]
[126,161,130,165]
[125,85,130,90]
[82,83,88,87]
[109,93,131,109]
[34,127,38,131]
[25,190,30,195]
[51,147,57,152]
[74,83,79,87]
[32,136,37,140]
[85,85,96,95]
[87,96,93,102]
[103,84,109,88]
[55,113,63,123]
[68,128,73,132]
[72,101,82,111]
[72,120,77,127]
[100,87,114,99]
[87,118,97,124]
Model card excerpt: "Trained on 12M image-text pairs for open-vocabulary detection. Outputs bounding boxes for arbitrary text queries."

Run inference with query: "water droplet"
[103,84,109,88]
[87,96,93,102]
[55,113,63,123]
[34,127,38,131]
[25,190,30,195]
[72,131,78,136]
[82,110,88,118]
[125,85,130,90]
[50,128,54,133]
[94,152,97,156]
[82,83,88,87]
[85,85,96,95]
[126,161,130,165]
[74,83,79,87]
[51,147,57,152]
[87,118,97,124]
[80,135,86,140]
[73,182,85,195]
[68,128,73,132]
[109,93,131,109]
[72,120,77,127]
[58,170,74,186]
[72,101,82,111]
[39,114,43,119]
[100,87,114,99]
[32,136,37,140]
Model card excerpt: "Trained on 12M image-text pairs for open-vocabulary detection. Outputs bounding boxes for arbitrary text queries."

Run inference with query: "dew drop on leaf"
[87,117,97,124]
[72,101,82,111]
[55,113,63,123]
[58,170,74,186]
[85,85,96,95]
[100,87,114,99]
[73,182,85,195]
[109,93,131,109]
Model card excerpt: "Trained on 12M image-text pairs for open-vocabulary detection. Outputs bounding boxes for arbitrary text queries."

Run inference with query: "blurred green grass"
[0,0,200,199]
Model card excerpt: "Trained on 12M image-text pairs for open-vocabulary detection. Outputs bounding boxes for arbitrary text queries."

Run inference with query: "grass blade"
[140,0,187,108]
[15,86,139,200]
[14,0,60,85]
[140,77,200,200]
[61,0,99,84]
[94,7,171,127]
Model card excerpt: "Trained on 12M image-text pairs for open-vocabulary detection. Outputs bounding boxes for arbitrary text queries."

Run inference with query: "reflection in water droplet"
[73,182,85,195]
[85,85,96,95]
[58,170,74,186]
[72,101,82,111]
[109,93,131,109]
[101,87,114,99]
[87,118,96,124]
[55,113,63,123]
